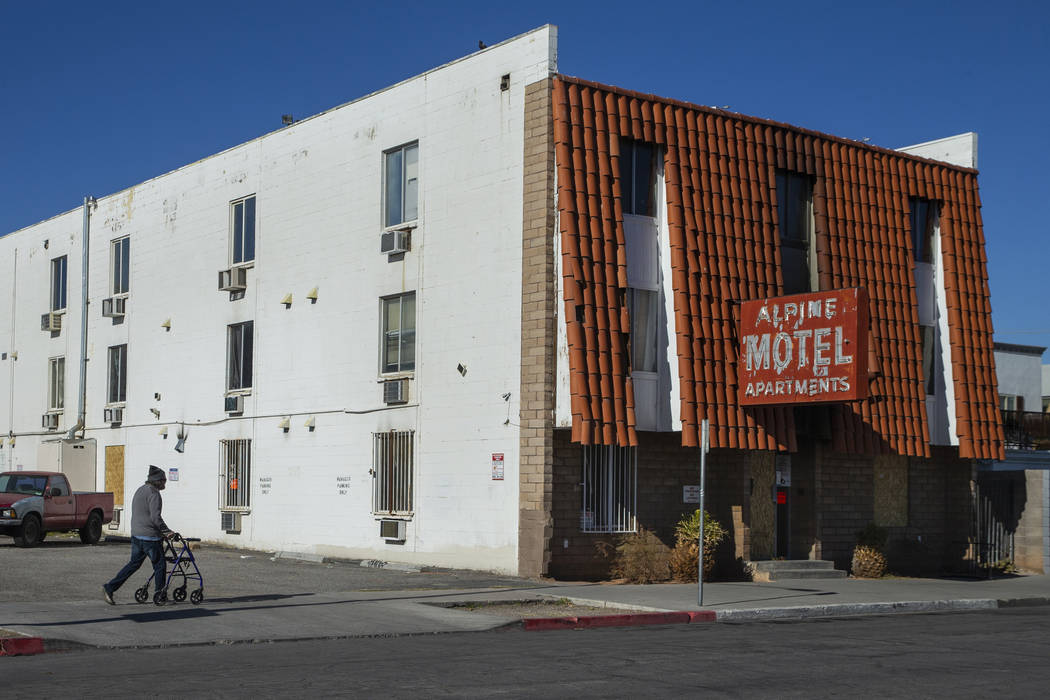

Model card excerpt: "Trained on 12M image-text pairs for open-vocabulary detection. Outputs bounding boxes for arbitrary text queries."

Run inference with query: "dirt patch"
[443,598,646,619]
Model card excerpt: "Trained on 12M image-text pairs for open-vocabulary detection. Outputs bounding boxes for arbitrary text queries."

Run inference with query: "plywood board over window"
[873,455,908,527]
[105,445,125,507]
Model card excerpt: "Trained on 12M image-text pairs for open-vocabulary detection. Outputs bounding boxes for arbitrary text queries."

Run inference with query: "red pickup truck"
[0,471,114,547]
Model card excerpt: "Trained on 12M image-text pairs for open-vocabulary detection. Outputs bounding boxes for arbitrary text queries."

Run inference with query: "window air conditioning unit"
[380,229,411,255]
[104,407,123,424]
[41,413,59,430]
[224,394,244,414]
[218,266,248,292]
[41,312,62,332]
[221,510,242,533]
[101,297,126,318]
[383,379,408,405]
[380,519,406,541]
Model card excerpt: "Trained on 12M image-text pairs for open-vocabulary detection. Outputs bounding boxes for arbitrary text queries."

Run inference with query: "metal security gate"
[372,430,414,515]
[970,477,1016,572]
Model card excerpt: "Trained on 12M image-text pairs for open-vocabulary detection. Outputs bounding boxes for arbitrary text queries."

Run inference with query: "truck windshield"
[0,474,47,496]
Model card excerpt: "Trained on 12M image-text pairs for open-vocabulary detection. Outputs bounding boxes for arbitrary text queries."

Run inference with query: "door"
[44,474,76,528]
[774,455,792,558]
[105,445,125,528]
[775,486,790,558]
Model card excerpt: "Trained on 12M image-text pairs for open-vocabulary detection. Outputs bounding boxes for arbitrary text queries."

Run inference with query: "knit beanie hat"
[147,465,166,483]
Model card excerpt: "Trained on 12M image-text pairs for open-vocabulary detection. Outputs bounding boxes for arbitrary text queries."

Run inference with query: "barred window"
[581,445,637,533]
[372,430,414,515]
[220,439,251,510]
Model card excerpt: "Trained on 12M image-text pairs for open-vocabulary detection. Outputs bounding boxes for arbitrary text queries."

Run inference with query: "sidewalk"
[2,539,1049,653]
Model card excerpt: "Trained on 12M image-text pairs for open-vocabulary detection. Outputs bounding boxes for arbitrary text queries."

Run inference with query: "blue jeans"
[105,537,166,594]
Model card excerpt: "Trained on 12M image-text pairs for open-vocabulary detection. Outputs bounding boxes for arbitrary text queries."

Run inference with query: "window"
[230,195,256,265]
[999,395,1023,412]
[384,143,419,227]
[909,197,938,264]
[580,445,637,533]
[920,325,936,396]
[50,256,67,311]
[48,357,64,411]
[381,293,415,374]
[776,170,815,294]
[619,139,657,216]
[227,321,254,391]
[372,430,414,514]
[107,345,127,404]
[111,236,130,295]
[627,288,659,373]
[220,439,251,510]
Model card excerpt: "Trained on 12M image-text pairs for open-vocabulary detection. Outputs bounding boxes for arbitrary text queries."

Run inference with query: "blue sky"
[2,1,1047,357]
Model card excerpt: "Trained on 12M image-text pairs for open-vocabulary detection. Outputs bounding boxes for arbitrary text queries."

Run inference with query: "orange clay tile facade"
[553,75,1003,461]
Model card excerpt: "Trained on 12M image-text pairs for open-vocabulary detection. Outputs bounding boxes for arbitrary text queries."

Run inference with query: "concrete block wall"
[517,77,557,578]
[548,430,752,580]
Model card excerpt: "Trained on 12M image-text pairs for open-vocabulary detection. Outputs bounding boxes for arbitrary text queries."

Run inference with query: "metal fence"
[580,445,637,533]
[373,430,414,515]
[969,478,1015,571]
[1000,409,1050,450]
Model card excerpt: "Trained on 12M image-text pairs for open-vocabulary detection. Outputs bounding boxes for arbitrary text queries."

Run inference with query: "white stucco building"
[0,27,558,573]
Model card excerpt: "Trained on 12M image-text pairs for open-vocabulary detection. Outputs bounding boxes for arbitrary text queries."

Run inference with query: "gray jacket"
[130,483,171,538]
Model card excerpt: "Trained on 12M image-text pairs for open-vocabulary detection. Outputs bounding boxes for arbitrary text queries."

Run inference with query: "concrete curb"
[0,636,45,657]
[524,611,716,631]
[715,598,999,622]
[538,594,673,613]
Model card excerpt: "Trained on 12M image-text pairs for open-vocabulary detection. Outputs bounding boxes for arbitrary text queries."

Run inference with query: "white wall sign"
[259,477,272,496]
[336,476,351,495]
[168,468,179,482]
[491,453,504,481]
[682,485,700,503]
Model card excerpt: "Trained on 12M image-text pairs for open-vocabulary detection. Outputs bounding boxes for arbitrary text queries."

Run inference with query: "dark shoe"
[102,587,115,605]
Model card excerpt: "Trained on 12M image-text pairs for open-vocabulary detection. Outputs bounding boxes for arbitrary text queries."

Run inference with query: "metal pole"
[698,419,709,606]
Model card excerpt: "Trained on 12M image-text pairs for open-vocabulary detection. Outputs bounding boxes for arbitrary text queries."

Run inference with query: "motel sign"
[738,288,869,406]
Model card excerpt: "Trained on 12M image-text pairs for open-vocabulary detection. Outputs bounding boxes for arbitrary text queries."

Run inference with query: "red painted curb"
[0,637,46,657]
[523,610,717,631]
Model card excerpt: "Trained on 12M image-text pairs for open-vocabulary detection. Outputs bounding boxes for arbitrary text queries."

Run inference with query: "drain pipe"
[67,195,95,441]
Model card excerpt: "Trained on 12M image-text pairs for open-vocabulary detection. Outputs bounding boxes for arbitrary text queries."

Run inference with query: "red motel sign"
[738,288,869,406]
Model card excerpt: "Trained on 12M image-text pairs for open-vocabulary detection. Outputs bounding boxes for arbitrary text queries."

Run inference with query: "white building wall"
[0,26,557,573]
[994,347,1045,410]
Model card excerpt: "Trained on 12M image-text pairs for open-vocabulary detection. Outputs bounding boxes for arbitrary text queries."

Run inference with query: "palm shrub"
[670,509,728,582]
[851,523,888,578]
[595,527,671,583]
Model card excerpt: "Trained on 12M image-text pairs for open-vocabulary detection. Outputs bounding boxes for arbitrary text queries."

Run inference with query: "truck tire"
[14,514,42,548]
[79,511,103,545]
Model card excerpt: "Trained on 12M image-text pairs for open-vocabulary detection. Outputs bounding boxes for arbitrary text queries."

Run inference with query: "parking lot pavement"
[0,535,543,603]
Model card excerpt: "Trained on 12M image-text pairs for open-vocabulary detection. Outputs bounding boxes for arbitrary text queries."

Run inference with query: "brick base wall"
[548,430,976,580]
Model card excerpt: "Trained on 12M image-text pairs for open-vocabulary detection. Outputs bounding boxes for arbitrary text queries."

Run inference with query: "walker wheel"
[190,589,204,605]
[153,589,168,605]
[173,586,187,602]
[135,587,149,604]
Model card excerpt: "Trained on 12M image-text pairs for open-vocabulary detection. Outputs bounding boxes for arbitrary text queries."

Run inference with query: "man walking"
[103,465,177,604]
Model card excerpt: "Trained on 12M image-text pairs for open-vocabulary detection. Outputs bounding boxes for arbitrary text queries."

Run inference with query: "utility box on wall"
[36,439,98,492]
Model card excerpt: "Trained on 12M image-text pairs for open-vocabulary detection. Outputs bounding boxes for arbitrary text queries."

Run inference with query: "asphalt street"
[5,608,1050,698]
